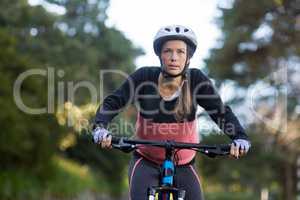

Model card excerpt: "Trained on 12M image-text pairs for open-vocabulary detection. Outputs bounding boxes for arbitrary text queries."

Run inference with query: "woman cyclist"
[92,25,251,200]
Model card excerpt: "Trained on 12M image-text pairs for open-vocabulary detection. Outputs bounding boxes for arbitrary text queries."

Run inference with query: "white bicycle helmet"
[153,25,197,56]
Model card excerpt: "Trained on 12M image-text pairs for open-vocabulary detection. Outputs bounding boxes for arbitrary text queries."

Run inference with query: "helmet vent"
[153,25,198,56]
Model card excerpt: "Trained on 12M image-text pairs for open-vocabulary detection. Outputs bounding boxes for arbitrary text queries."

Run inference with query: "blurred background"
[0,0,299,199]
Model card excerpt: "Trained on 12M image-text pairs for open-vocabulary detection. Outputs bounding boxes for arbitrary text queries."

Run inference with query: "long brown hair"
[159,42,193,121]
[174,73,192,122]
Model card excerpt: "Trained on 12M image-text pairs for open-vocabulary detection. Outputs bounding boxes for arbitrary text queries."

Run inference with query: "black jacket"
[94,66,248,140]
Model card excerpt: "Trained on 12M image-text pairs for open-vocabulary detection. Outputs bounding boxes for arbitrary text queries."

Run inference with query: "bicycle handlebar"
[111,136,231,158]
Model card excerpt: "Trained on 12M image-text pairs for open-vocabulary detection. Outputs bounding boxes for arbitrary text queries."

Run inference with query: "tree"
[0,21,63,200]
[0,0,143,199]
[204,0,300,199]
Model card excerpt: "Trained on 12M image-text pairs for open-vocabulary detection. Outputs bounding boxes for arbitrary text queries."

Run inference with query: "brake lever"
[196,146,230,158]
[201,149,218,158]
[112,137,136,153]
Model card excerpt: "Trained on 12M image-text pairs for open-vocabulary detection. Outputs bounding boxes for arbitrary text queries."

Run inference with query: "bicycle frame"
[111,137,231,200]
[147,144,186,200]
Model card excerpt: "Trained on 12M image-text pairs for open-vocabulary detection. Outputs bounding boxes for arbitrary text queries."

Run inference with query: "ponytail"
[174,74,192,122]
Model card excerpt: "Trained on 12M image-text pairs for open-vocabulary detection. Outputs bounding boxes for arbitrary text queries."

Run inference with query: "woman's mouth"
[167,65,180,69]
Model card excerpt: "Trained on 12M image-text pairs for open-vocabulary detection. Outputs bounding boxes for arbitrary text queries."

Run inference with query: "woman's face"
[160,40,189,76]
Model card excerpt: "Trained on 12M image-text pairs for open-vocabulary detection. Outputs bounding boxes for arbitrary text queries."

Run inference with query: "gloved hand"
[230,139,251,158]
[92,127,112,148]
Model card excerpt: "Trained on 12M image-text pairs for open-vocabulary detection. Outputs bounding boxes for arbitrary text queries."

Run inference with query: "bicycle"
[109,136,231,200]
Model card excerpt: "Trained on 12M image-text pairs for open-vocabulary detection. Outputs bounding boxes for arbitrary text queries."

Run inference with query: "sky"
[28,0,225,69]
[105,0,223,68]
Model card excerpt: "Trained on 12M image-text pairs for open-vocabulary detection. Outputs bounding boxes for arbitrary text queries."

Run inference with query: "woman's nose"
[170,52,178,62]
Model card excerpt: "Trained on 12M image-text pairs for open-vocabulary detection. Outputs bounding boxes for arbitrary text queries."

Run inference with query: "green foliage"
[0,156,107,200]
[199,132,283,198]
[0,169,43,200]
[0,0,141,199]
[65,134,130,197]
[204,1,299,198]
[0,27,59,172]
[46,156,108,198]
[206,0,299,86]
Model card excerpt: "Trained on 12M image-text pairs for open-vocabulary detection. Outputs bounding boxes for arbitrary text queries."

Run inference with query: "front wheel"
[177,190,185,200]
[147,187,185,200]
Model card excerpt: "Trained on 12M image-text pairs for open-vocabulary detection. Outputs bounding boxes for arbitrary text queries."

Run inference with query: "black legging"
[128,152,204,200]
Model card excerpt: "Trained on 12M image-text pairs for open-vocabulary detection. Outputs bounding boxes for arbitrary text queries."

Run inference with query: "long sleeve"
[94,67,145,128]
[192,69,248,140]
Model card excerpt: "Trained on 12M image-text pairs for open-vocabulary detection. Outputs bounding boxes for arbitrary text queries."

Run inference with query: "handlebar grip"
[219,144,231,152]
[111,136,120,144]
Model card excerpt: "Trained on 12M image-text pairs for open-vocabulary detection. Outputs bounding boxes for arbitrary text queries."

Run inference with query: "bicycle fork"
[147,187,185,200]
[147,159,186,200]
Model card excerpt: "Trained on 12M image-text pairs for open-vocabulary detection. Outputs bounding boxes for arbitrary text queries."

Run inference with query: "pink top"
[136,114,199,165]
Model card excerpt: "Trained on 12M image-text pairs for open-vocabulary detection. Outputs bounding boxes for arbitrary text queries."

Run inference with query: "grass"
[0,155,110,200]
